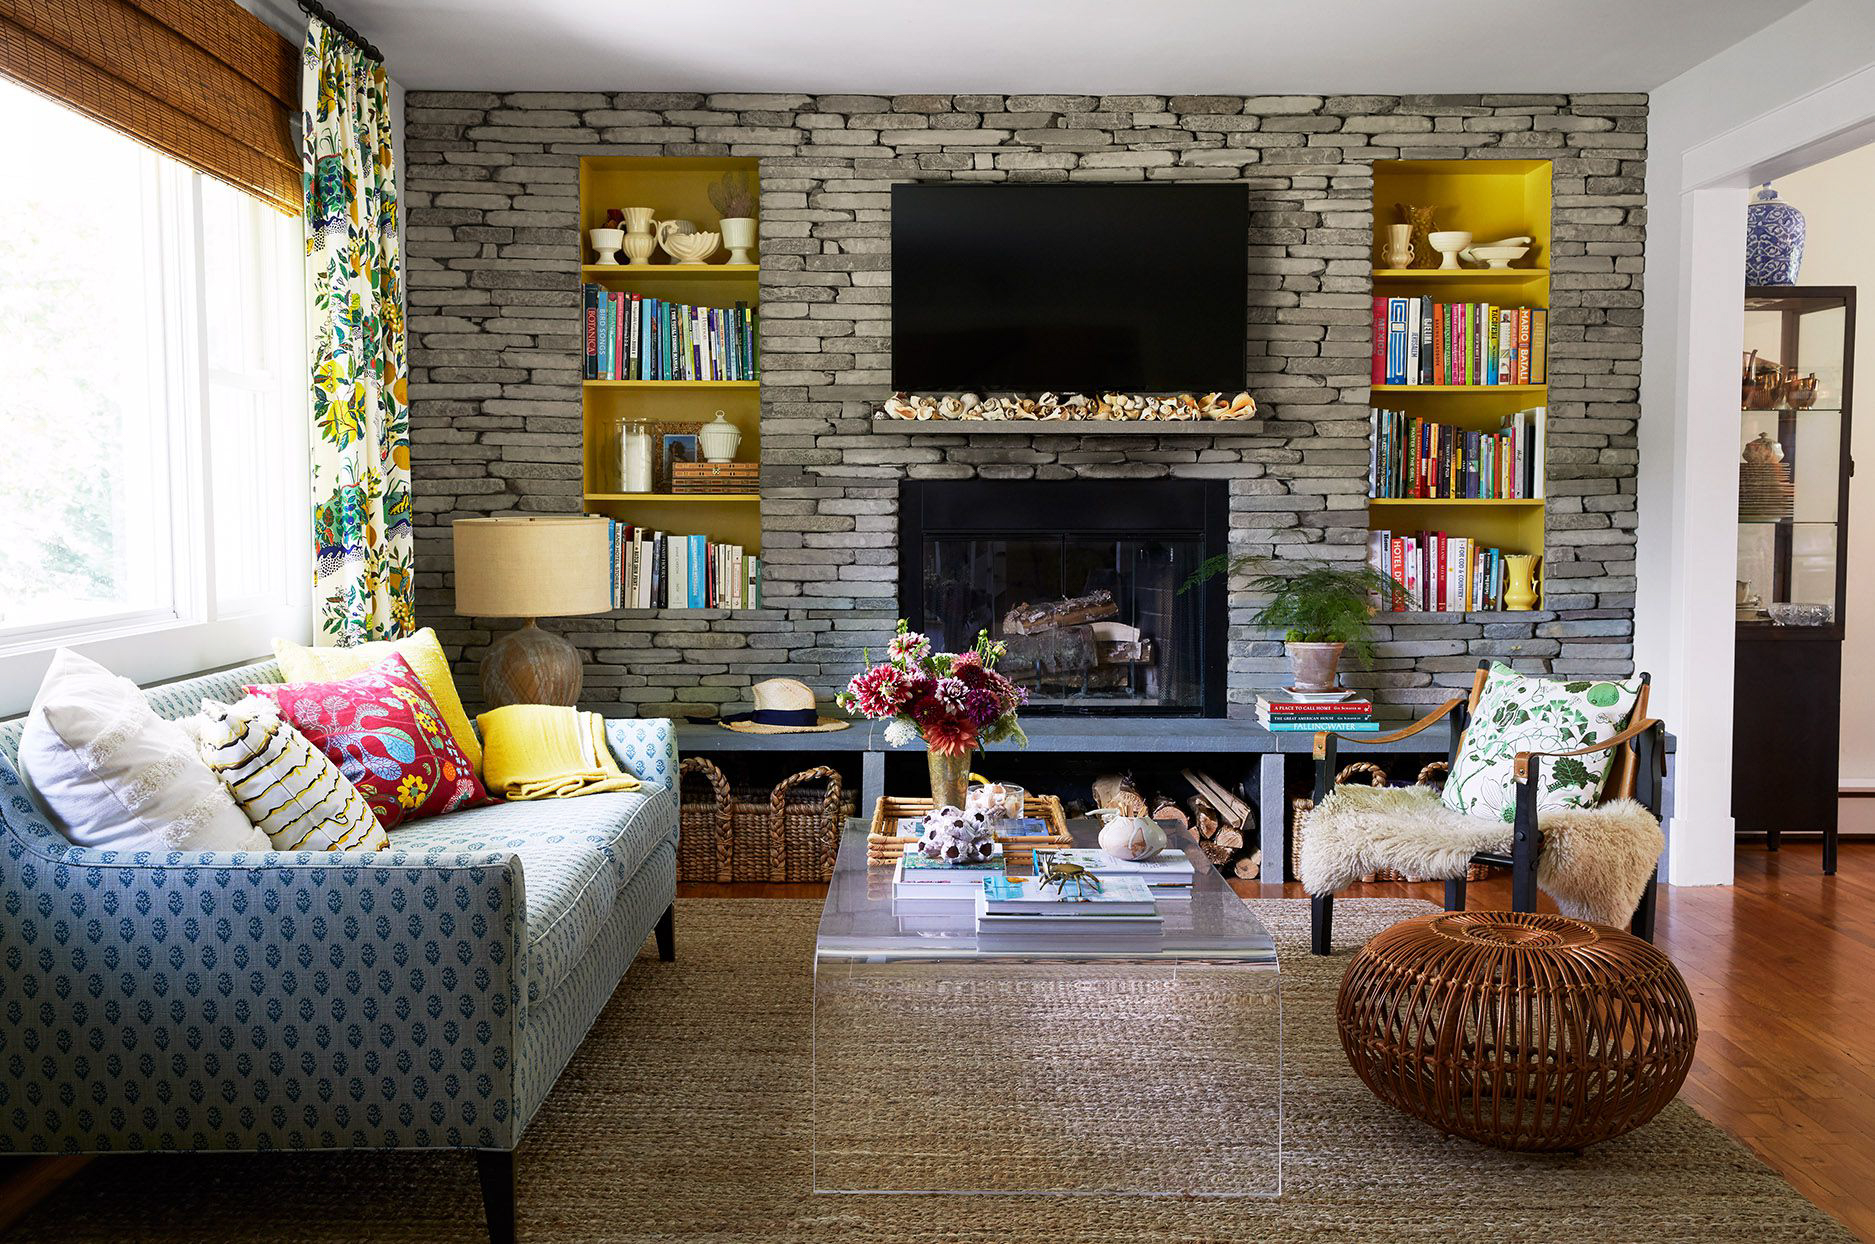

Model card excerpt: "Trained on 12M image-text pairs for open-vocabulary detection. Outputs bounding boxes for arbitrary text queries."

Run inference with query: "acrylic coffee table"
[812,821,1282,1197]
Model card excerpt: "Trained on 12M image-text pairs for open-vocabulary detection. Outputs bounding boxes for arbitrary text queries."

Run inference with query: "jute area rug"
[13,897,1852,1243]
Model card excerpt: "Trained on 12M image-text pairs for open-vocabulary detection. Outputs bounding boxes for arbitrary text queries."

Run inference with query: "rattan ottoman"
[1336,910,1697,1151]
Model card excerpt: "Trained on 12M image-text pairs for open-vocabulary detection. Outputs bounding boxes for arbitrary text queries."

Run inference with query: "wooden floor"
[4,844,1869,1238]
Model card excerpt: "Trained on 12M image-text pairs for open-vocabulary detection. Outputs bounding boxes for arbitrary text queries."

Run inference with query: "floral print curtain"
[301,16,413,644]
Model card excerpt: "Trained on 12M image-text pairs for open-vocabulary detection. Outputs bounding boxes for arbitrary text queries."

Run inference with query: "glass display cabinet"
[1732,286,1855,872]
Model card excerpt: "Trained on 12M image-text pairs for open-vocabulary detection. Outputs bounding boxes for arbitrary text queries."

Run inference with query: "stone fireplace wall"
[402,92,1647,719]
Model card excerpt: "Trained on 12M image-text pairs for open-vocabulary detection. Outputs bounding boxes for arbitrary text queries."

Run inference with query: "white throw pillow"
[1440,662,1643,825]
[19,649,270,852]
[194,695,387,852]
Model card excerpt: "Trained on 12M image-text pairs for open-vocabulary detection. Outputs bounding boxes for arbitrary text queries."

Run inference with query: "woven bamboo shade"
[0,0,301,214]
[1337,910,1696,1151]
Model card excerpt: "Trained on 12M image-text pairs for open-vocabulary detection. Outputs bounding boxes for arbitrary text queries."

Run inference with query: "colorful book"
[980,874,1157,916]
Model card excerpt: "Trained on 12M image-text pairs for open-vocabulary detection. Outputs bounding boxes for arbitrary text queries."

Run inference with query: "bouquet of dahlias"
[838,622,1028,755]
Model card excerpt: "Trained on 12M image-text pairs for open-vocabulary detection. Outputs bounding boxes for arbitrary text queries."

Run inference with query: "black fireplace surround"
[899,480,1229,717]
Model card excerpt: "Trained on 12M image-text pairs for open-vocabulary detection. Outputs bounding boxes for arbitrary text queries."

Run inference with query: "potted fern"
[709,171,758,265]
[1187,558,1405,692]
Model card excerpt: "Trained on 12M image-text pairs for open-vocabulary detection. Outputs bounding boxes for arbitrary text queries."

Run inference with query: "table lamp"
[452,516,611,708]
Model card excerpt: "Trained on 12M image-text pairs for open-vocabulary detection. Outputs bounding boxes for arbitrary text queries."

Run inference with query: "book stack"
[1372,297,1547,386]
[1369,407,1546,500]
[1257,695,1376,733]
[1031,847,1196,897]
[597,518,762,609]
[1368,529,1515,613]
[893,842,1007,907]
[975,874,1163,952]
[583,285,759,382]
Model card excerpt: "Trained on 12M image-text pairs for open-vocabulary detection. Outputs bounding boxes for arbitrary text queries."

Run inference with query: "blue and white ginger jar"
[1745,184,1805,286]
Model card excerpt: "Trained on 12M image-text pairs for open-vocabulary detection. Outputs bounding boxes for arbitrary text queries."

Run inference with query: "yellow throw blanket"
[477,705,642,801]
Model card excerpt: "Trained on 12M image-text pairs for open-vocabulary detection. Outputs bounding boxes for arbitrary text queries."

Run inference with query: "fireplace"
[899,480,1229,717]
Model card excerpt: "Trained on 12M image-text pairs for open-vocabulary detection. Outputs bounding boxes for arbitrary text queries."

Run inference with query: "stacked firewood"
[1091,771,1260,881]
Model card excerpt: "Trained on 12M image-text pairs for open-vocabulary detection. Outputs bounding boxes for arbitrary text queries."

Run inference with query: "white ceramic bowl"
[661,231,721,264]
[1427,230,1473,270]
[1464,244,1532,269]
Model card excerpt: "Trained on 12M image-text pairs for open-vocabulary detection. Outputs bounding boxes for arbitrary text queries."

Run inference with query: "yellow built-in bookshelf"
[1371,159,1551,607]
[578,156,762,571]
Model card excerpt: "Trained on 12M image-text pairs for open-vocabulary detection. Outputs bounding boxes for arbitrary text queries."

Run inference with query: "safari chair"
[1303,661,1666,955]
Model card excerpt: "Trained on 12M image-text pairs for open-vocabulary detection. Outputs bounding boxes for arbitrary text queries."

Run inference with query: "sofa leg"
[1310,893,1333,955]
[1444,876,1466,912]
[655,903,675,962]
[1631,871,1659,943]
[476,1149,516,1244]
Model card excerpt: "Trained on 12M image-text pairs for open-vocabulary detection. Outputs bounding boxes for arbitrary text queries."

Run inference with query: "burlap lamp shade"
[453,516,612,708]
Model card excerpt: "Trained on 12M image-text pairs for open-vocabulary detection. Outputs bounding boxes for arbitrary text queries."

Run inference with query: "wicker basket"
[867,794,1071,866]
[677,761,847,883]
[1291,759,1491,884]
[678,758,734,882]
[730,767,846,883]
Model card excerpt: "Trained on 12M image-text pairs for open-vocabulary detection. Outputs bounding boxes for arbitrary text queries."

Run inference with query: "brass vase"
[927,749,973,810]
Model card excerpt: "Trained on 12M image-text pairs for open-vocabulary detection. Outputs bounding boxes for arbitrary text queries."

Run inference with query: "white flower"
[884,718,918,748]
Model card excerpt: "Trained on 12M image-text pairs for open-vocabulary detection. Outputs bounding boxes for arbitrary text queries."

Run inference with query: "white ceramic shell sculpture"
[918,804,995,865]
[661,230,721,264]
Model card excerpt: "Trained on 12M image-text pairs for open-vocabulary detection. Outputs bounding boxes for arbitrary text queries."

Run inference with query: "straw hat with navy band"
[719,678,852,733]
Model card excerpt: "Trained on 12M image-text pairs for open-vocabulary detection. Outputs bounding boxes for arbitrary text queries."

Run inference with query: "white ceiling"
[334,0,1809,94]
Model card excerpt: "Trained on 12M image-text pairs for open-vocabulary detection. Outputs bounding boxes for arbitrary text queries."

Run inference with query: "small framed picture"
[661,433,699,490]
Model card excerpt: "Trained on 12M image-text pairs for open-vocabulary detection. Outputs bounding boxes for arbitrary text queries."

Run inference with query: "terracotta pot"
[1287,641,1345,693]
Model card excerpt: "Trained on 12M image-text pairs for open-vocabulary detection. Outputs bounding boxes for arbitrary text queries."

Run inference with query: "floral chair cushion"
[1440,662,1643,824]
[248,652,492,829]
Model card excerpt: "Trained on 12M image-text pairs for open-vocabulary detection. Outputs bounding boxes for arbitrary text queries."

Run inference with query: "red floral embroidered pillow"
[247,652,492,829]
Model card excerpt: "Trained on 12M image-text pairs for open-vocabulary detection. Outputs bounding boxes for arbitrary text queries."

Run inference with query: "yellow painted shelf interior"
[579,155,761,559]
[1372,159,1552,601]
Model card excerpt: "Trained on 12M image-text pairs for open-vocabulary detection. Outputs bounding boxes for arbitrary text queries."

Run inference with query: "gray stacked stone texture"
[403,92,1646,720]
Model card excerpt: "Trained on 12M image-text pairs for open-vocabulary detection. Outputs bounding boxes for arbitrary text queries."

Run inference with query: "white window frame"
[0,148,311,715]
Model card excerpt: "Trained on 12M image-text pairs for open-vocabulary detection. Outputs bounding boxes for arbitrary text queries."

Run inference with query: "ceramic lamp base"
[483,620,582,708]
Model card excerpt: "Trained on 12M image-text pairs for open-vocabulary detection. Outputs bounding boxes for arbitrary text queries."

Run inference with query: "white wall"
[1770,147,1875,786]
[1638,0,1875,883]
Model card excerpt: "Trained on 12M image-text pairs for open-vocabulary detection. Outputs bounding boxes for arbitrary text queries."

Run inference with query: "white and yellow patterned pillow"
[1440,663,1643,824]
[194,696,387,852]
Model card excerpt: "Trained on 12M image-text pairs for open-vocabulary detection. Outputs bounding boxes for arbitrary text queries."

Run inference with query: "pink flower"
[934,676,968,712]
[887,629,932,666]
[846,664,913,718]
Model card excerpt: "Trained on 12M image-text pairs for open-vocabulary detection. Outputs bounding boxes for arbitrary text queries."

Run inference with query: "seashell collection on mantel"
[876,390,1259,422]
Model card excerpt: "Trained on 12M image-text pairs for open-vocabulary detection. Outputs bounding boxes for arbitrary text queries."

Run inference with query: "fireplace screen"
[920,536,1205,711]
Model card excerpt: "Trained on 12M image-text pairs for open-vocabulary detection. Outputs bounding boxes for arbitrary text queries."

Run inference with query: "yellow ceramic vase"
[1503,554,1541,611]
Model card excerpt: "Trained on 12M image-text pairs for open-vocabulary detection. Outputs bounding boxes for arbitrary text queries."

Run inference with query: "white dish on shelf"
[1280,686,1359,703]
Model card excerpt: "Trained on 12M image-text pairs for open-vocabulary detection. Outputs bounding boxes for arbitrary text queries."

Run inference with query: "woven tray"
[867,794,1070,866]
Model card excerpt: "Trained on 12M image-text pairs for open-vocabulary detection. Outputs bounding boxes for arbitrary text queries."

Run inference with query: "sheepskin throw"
[1442,663,1643,823]
[1300,783,1662,927]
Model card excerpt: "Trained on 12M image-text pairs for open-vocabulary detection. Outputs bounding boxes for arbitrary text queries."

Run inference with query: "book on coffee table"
[980,874,1158,916]
[892,843,1007,900]
[1031,847,1196,889]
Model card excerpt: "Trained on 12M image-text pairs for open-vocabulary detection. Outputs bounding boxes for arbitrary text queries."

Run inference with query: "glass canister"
[619,419,654,493]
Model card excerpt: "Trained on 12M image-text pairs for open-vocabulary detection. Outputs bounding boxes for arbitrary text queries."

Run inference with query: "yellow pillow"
[273,627,483,775]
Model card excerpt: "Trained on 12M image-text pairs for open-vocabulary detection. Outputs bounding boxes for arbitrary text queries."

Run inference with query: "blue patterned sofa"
[0,659,678,1243]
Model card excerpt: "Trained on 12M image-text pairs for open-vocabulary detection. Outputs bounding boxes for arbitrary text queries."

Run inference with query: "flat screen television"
[891,183,1246,394]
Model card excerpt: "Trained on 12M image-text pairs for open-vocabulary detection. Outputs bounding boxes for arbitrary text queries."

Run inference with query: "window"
[0,75,309,707]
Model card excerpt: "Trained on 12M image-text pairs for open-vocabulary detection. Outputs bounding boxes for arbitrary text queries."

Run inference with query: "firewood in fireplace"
[1002,590,1120,636]
[1089,620,1155,667]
